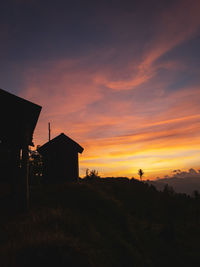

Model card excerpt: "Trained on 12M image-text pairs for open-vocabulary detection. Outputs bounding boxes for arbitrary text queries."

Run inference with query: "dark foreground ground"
[1,177,200,267]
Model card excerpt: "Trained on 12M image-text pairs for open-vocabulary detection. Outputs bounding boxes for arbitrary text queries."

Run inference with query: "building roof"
[38,133,84,155]
[0,88,42,146]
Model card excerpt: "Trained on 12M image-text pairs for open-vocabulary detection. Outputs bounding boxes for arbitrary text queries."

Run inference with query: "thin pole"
[48,122,51,142]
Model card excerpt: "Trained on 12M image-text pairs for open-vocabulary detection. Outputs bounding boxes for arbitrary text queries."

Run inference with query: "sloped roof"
[38,133,84,155]
[0,88,42,146]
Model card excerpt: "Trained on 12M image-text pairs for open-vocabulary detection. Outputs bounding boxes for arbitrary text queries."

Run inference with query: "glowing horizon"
[1,0,200,179]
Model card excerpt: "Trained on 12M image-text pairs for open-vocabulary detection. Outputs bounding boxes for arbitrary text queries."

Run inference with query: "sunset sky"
[1,0,200,179]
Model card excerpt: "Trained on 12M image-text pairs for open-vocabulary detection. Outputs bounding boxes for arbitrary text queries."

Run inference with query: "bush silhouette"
[84,169,100,180]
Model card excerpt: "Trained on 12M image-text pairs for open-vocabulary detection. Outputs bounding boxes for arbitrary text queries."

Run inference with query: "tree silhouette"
[163,184,174,196]
[85,169,100,180]
[138,169,144,180]
[29,148,43,186]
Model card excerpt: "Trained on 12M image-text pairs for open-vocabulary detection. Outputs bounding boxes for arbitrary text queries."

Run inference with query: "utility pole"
[48,122,51,142]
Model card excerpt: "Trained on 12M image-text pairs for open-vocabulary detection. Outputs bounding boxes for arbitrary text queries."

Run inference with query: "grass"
[0,178,200,266]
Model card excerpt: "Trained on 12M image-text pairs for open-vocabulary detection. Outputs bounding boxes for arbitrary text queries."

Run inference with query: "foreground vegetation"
[1,177,200,266]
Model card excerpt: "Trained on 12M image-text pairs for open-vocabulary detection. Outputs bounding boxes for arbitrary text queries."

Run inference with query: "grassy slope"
[0,178,200,266]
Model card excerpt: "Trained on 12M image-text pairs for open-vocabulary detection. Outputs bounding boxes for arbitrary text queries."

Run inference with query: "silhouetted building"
[38,133,84,183]
[0,88,42,210]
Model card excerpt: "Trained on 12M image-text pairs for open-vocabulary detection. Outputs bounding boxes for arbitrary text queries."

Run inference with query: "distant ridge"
[147,174,200,195]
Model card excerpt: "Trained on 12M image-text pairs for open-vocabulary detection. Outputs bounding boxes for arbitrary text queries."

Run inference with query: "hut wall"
[0,143,29,211]
[42,151,79,183]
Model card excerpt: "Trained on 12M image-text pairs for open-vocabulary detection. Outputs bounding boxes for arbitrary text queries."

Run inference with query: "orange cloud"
[22,61,200,178]
[16,1,200,179]
[21,60,200,178]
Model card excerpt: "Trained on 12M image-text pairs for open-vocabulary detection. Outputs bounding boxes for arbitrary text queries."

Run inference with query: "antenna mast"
[48,122,51,142]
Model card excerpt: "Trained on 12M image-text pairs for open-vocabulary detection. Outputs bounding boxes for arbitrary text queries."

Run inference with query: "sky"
[1,0,200,179]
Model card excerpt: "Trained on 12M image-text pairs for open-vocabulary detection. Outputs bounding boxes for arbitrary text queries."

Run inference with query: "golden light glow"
[20,0,200,180]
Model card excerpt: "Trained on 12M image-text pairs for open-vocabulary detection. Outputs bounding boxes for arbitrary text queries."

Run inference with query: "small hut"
[38,133,84,183]
[0,88,42,210]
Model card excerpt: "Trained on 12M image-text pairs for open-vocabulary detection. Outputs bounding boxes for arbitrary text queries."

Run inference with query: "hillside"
[1,178,200,266]
[147,170,200,195]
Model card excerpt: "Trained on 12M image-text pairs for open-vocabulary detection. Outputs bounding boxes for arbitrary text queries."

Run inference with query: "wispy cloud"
[96,0,200,91]
[8,0,200,178]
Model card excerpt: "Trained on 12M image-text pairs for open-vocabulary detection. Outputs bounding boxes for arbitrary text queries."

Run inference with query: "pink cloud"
[19,58,104,144]
[95,0,200,91]
[15,0,200,177]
